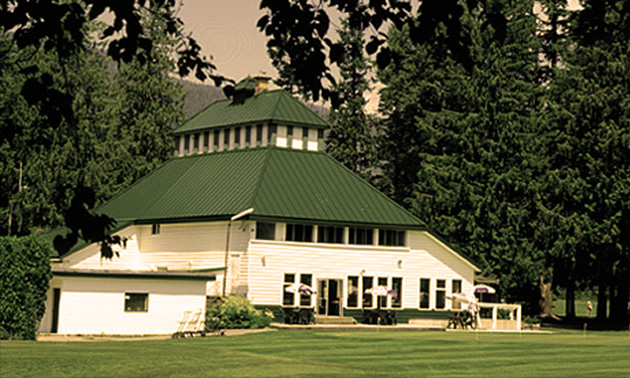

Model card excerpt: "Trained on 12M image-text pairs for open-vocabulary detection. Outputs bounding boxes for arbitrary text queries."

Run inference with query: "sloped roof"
[96,147,427,229]
[173,90,329,135]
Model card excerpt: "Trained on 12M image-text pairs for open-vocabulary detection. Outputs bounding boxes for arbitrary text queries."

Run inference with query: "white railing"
[477,302,522,331]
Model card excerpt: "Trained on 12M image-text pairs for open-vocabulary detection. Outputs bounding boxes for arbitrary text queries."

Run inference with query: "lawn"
[2,330,629,377]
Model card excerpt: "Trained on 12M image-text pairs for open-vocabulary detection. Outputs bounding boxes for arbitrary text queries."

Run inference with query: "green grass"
[2,330,629,377]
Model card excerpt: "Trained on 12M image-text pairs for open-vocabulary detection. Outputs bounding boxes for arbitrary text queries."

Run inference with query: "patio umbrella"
[365,285,390,296]
[473,284,496,294]
[285,283,316,295]
[447,292,476,304]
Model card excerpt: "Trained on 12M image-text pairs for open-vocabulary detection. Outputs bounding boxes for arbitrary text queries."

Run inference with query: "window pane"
[392,277,402,308]
[224,128,230,147]
[317,226,344,244]
[420,278,430,309]
[203,132,210,150]
[436,279,446,309]
[452,279,462,310]
[256,222,275,240]
[349,227,373,245]
[234,127,241,146]
[378,277,388,308]
[256,125,263,143]
[379,229,406,246]
[184,134,190,151]
[362,276,373,308]
[286,224,313,242]
[246,126,251,145]
[347,276,358,308]
[300,274,312,306]
[214,130,220,149]
[283,274,295,306]
[125,293,148,312]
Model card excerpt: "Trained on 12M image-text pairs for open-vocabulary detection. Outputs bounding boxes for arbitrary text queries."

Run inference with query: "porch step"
[314,316,357,325]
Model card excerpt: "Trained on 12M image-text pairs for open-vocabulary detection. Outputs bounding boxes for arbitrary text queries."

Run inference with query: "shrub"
[0,236,53,340]
[205,296,274,330]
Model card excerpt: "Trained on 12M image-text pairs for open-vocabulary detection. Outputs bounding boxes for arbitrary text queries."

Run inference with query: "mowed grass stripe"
[2,330,629,377]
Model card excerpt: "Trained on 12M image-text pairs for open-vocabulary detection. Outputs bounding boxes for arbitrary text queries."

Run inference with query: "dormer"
[172,76,329,156]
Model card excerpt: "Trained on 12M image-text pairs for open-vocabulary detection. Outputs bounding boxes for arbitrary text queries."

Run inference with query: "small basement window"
[124,293,148,312]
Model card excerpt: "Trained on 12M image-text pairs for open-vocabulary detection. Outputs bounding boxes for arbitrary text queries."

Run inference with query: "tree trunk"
[597,275,608,320]
[610,266,629,324]
[565,279,575,319]
[539,268,554,318]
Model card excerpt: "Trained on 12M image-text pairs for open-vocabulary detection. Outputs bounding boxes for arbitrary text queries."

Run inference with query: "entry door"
[317,279,342,316]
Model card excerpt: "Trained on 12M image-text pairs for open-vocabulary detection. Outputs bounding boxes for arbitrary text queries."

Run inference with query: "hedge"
[0,235,53,340]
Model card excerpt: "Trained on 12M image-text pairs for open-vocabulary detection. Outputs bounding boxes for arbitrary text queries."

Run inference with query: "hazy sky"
[177,0,277,84]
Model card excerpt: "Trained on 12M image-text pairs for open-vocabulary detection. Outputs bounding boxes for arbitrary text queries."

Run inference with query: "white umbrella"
[365,285,390,296]
[447,292,476,304]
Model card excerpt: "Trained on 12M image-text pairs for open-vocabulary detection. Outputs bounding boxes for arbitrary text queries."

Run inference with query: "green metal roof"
[173,90,330,135]
[96,147,427,229]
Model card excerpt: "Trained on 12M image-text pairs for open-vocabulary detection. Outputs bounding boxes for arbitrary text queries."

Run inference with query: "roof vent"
[254,73,270,95]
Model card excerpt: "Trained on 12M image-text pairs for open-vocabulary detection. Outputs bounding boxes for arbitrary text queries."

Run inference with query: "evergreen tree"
[326,15,378,179]
[378,0,548,311]
[546,0,630,323]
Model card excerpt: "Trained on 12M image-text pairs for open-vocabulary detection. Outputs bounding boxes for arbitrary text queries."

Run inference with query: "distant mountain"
[179,80,226,120]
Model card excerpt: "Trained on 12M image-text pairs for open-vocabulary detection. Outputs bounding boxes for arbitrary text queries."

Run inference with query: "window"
[283,274,296,306]
[224,128,230,148]
[287,126,293,145]
[256,124,263,145]
[436,279,446,309]
[174,136,181,153]
[419,278,430,309]
[362,276,374,308]
[267,124,276,144]
[124,293,148,312]
[203,131,210,151]
[349,227,373,245]
[245,126,251,146]
[256,222,275,240]
[317,226,344,244]
[392,277,402,308]
[378,277,388,308]
[286,224,313,242]
[184,134,190,152]
[302,127,309,149]
[234,127,241,147]
[213,130,220,150]
[452,279,462,310]
[378,229,406,246]
[300,274,312,307]
[151,223,161,235]
[347,276,359,308]
[191,134,197,152]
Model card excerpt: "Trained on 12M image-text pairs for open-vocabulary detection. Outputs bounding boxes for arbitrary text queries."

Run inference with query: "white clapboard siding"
[62,222,253,275]
[246,230,475,310]
[39,276,206,335]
